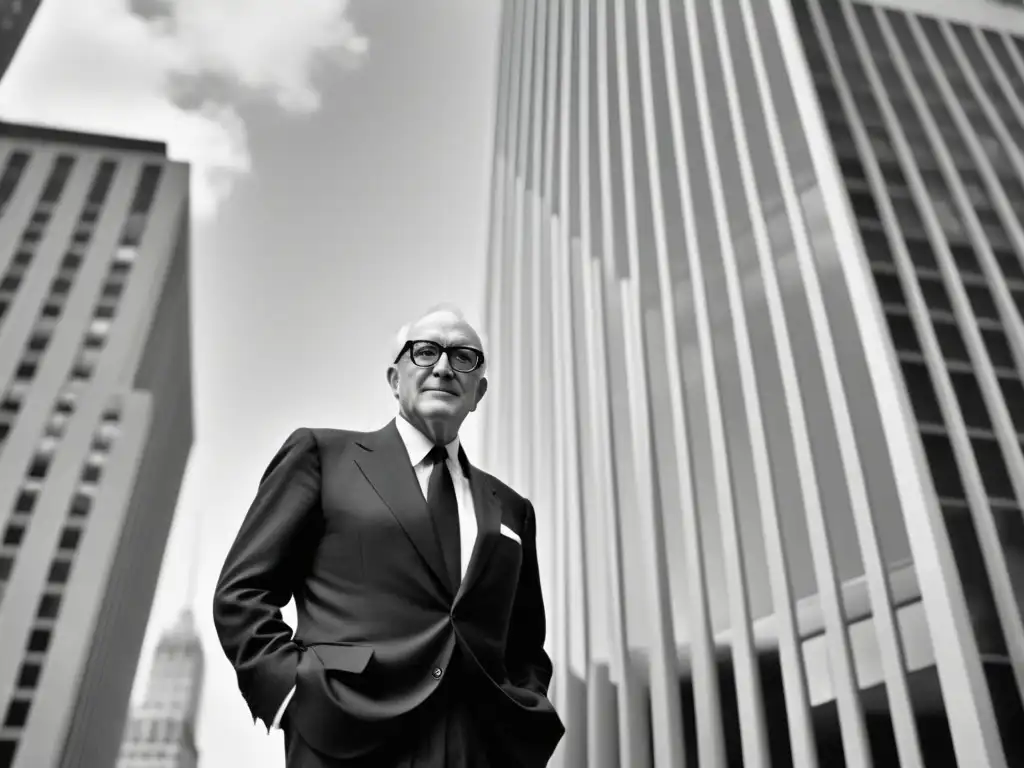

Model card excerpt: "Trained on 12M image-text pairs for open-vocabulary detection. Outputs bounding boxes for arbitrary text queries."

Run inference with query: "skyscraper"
[0,121,193,768]
[116,609,205,768]
[0,0,43,84]
[481,0,1024,766]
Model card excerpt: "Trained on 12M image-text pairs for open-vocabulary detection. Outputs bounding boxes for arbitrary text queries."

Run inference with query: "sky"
[0,0,502,765]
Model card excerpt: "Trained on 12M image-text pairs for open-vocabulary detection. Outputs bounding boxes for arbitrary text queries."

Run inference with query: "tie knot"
[427,445,449,466]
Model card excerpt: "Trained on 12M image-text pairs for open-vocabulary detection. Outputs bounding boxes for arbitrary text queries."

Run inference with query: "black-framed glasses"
[394,340,485,373]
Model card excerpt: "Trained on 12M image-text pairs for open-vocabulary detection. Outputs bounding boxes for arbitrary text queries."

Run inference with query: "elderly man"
[212,306,564,767]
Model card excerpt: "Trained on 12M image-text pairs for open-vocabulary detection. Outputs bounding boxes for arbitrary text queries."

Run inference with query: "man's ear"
[469,376,488,411]
[386,365,400,399]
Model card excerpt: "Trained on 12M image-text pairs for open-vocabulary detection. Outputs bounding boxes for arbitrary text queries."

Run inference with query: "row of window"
[798,0,1024,670]
[0,164,163,759]
[0,159,118,447]
[0,412,118,599]
[0,156,74,328]
[0,406,122,746]
[0,151,29,217]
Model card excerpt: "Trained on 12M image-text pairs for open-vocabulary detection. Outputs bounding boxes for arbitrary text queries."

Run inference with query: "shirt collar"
[395,413,460,468]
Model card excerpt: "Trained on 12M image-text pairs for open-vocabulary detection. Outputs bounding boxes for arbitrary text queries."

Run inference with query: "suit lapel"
[457,449,501,601]
[353,421,452,595]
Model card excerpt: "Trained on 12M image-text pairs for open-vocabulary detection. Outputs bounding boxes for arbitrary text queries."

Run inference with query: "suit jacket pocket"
[309,643,374,674]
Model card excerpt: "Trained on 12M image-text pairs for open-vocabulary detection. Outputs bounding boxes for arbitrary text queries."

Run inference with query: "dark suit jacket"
[212,421,564,766]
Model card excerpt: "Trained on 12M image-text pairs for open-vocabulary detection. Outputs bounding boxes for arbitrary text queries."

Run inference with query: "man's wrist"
[269,685,297,732]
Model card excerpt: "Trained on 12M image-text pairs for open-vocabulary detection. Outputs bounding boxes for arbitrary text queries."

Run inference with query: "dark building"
[0,121,193,768]
[0,0,43,84]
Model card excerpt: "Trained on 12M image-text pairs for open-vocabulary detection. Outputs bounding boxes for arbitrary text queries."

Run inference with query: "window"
[993,248,1024,282]
[0,740,16,765]
[971,438,1016,499]
[906,239,938,270]
[840,157,865,179]
[966,284,999,321]
[888,312,922,353]
[13,251,31,266]
[58,528,80,552]
[949,244,982,275]
[69,493,91,517]
[14,490,35,514]
[41,302,61,318]
[921,432,966,498]
[121,214,146,247]
[982,328,1016,369]
[70,361,93,380]
[27,454,50,479]
[47,561,70,585]
[36,593,61,619]
[3,525,24,546]
[51,277,72,295]
[40,156,75,203]
[902,361,943,424]
[3,698,30,728]
[27,332,49,353]
[17,663,40,690]
[949,371,993,431]
[0,556,12,580]
[919,277,953,313]
[935,322,970,363]
[27,629,50,653]
[80,460,100,483]
[130,165,162,214]
[874,271,907,306]
[850,192,880,220]
[115,245,139,265]
[862,230,893,263]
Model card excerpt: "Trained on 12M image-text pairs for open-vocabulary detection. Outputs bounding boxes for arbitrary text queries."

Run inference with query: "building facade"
[116,609,205,768]
[480,0,1024,766]
[0,121,193,768]
[0,0,43,84]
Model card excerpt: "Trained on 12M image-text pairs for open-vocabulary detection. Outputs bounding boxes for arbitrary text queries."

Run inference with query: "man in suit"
[212,306,564,767]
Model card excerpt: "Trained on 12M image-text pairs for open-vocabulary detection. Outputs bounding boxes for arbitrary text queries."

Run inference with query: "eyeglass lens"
[411,341,480,372]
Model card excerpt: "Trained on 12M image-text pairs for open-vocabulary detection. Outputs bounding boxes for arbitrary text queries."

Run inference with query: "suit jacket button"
[432,666,443,680]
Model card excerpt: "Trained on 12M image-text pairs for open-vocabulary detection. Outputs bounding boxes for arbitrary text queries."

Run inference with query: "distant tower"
[117,485,205,768]
[115,608,205,768]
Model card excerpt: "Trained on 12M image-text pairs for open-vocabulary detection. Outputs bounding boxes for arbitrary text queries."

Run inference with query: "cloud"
[0,0,368,217]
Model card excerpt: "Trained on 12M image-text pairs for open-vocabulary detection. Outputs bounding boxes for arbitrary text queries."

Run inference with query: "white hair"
[391,303,489,375]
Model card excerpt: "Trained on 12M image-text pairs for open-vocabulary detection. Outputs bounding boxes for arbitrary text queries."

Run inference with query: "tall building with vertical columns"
[0,121,193,768]
[481,0,1024,766]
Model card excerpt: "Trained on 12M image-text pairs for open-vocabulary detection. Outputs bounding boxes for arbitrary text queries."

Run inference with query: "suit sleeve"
[504,499,553,697]
[212,427,320,728]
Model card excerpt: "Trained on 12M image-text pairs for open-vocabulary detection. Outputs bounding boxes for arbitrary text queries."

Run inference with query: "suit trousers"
[282,647,506,768]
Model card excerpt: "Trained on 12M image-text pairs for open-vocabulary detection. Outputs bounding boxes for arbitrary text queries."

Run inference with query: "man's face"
[388,312,488,435]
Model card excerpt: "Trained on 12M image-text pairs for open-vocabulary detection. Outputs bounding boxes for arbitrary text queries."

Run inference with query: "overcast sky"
[0,0,501,764]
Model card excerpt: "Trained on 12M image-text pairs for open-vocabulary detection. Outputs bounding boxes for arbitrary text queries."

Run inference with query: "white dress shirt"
[269,415,478,731]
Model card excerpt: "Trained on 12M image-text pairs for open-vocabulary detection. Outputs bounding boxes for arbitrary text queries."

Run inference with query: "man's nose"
[432,352,454,376]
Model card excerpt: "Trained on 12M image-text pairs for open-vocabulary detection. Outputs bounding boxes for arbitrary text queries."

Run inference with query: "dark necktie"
[426,445,461,590]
